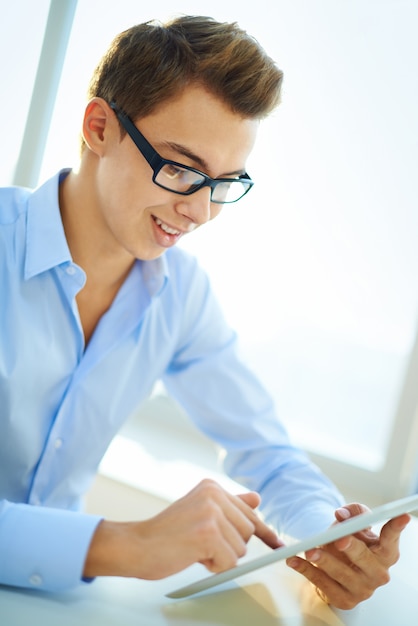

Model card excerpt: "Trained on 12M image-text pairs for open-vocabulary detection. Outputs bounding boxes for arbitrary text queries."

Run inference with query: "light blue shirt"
[0,171,343,592]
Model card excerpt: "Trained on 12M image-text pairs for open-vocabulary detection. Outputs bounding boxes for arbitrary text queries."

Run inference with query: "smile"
[153,217,181,236]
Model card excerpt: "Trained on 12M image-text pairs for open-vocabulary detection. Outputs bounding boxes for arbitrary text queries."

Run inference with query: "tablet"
[167,493,418,599]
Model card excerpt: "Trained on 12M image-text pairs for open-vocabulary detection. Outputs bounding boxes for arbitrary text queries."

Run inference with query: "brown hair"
[87,15,283,124]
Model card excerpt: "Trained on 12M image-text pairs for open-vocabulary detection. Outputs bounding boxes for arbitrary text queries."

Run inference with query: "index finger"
[236,492,282,549]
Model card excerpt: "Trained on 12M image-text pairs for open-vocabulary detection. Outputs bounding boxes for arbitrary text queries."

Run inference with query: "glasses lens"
[211,180,251,203]
[155,162,252,204]
[157,163,205,193]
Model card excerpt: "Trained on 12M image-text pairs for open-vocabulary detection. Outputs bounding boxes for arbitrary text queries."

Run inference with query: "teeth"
[154,217,180,235]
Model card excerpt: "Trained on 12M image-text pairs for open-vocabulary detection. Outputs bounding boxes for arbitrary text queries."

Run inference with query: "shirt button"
[54,438,63,449]
[29,574,43,586]
[66,265,76,275]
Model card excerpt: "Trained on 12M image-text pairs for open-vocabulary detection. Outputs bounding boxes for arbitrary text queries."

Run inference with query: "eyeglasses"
[110,102,254,204]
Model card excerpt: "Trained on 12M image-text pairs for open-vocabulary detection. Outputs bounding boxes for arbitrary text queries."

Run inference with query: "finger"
[238,491,261,510]
[210,515,248,569]
[335,503,370,521]
[289,537,380,609]
[200,530,246,573]
[334,535,390,587]
[199,497,270,572]
[373,513,410,562]
[221,494,258,542]
[195,482,280,552]
[334,504,378,545]
[287,554,364,610]
[336,513,410,568]
[195,481,257,546]
[253,517,283,548]
[196,483,260,551]
[309,514,411,603]
[237,492,282,548]
[380,513,411,541]
[191,503,248,571]
[289,509,411,610]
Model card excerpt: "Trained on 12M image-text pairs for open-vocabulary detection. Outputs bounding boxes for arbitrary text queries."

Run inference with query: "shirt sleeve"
[162,261,344,539]
[0,500,102,591]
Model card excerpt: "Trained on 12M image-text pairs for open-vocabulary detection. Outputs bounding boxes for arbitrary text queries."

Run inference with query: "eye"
[164,164,185,180]
[161,163,205,189]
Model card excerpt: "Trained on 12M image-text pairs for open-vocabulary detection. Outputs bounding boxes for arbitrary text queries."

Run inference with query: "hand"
[83,478,282,580]
[286,502,411,610]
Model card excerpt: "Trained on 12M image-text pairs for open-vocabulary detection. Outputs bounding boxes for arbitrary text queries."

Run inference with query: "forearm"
[225,447,344,538]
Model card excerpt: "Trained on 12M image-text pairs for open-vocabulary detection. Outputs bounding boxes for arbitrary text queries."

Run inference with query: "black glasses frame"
[109,102,254,204]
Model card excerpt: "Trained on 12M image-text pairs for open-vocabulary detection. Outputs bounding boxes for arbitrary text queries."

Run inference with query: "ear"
[82,97,115,156]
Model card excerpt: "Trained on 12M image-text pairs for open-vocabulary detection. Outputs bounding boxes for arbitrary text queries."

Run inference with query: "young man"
[0,15,409,609]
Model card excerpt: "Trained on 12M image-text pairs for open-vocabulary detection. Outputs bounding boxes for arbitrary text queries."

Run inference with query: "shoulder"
[0,186,31,269]
[0,185,31,226]
[0,186,32,282]
[0,170,68,227]
[0,172,64,273]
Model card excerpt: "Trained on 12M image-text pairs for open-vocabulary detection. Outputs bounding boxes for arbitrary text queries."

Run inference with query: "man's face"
[94,84,259,261]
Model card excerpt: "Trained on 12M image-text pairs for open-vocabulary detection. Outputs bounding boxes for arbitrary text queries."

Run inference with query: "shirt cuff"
[0,500,102,591]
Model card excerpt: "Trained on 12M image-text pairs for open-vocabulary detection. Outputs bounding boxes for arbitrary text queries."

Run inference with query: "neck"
[59,157,135,289]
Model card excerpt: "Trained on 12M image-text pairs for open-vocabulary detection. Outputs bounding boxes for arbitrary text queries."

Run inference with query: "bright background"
[1,0,417,491]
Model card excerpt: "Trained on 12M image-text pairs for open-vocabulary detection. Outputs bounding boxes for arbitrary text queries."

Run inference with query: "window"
[0,0,50,184]
[5,0,418,504]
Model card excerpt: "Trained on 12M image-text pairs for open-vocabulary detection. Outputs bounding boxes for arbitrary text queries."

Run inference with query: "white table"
[1,517,418,626]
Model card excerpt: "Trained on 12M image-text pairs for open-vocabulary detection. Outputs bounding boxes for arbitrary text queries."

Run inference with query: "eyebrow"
[159,140,246,178]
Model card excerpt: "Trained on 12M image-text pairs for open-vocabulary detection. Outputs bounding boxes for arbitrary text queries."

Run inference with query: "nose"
[175,186,213,226]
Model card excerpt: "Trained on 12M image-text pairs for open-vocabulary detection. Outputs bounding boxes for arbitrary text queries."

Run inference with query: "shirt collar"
[141,253,169,297]
[24,170,72,280]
